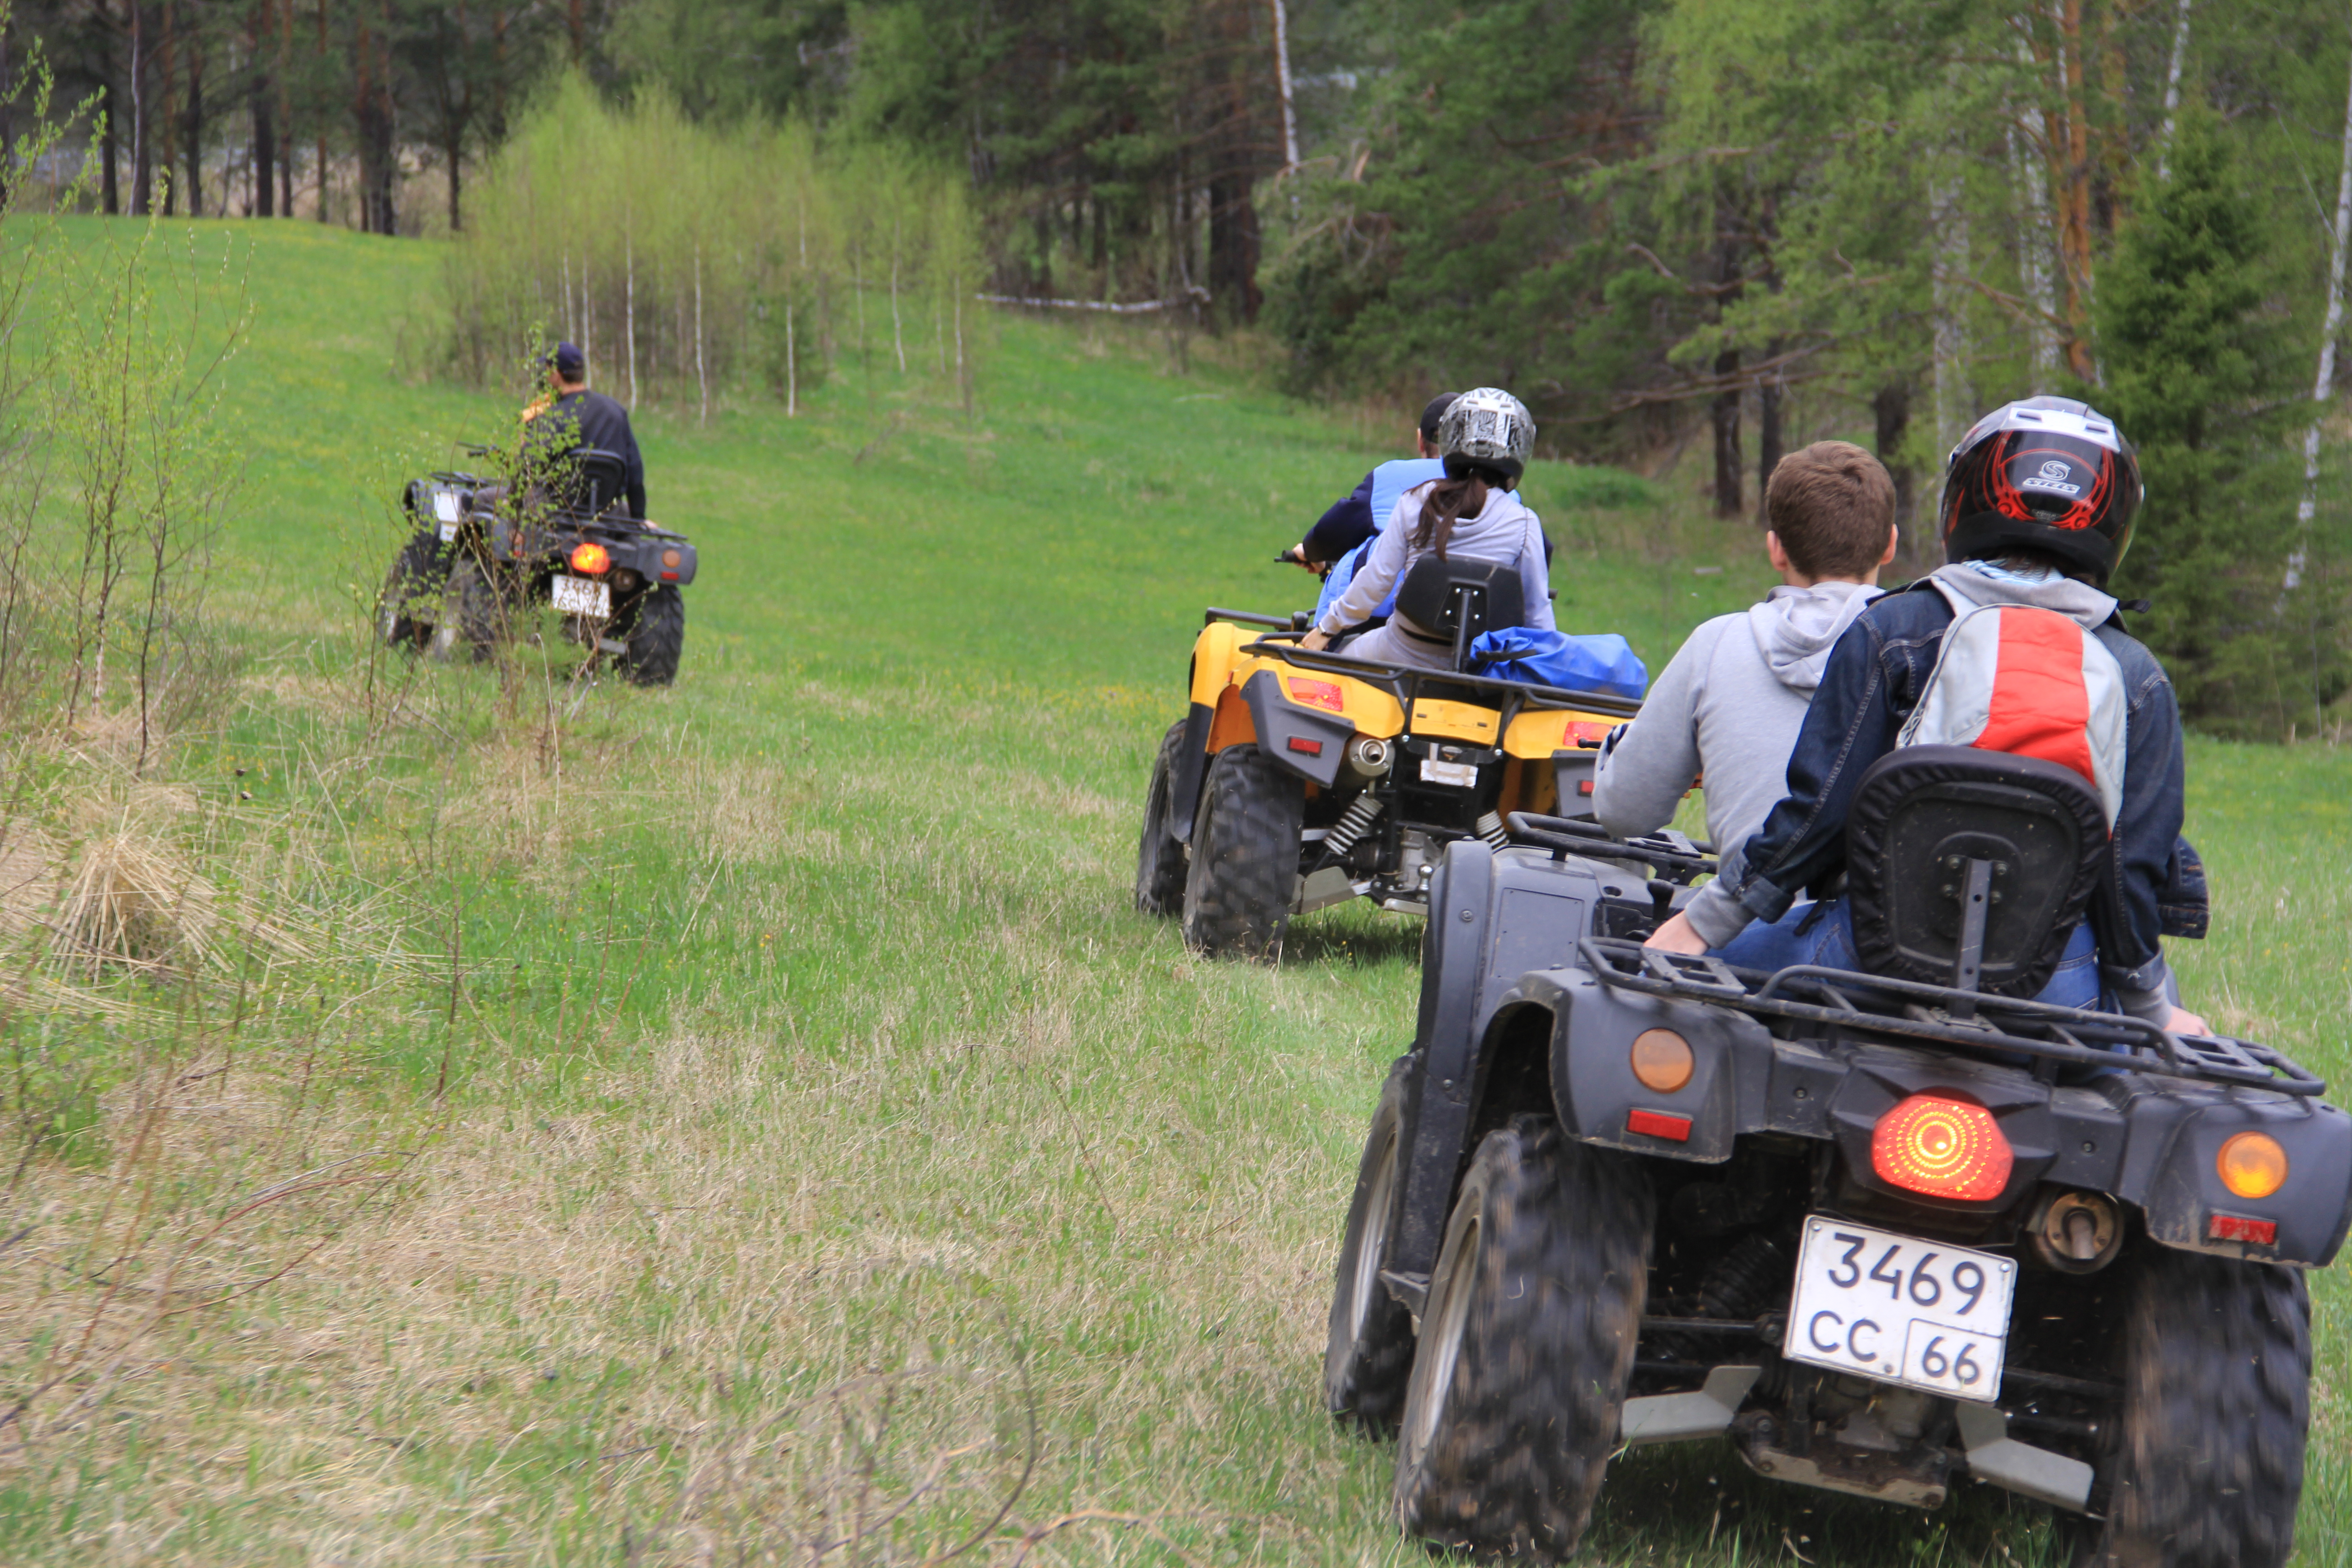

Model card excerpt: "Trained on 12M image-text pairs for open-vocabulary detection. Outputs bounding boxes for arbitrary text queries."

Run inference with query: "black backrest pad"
[1394,556,1525,640]
[572,448,630,516]
[1843,745,2108,999]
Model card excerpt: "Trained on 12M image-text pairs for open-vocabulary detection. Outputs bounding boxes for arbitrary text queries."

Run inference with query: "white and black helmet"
[1437,387,1535,483]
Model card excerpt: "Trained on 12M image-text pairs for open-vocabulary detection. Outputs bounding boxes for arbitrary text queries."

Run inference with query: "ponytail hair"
[1411,465,1506,557]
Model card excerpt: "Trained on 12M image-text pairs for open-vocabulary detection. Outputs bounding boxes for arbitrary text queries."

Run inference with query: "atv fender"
[1524,966,1773,1163]
[2128,1093,2352,1266]
[1171,622,1248,845]
[1241,669,1352,787]
[1391,839,1614,1276]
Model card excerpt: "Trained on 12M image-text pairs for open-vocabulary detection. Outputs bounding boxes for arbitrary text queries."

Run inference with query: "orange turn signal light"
[1872,1093,2013,1203]
[569,541,612,575]
[1630,1029,1693,1093]
[2217,1132,2288,1200]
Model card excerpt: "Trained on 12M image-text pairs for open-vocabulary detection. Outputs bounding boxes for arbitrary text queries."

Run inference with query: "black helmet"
[1939,396,2143,585]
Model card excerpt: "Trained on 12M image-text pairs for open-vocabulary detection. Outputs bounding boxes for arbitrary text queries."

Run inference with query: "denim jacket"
[1681,573,2184,1019]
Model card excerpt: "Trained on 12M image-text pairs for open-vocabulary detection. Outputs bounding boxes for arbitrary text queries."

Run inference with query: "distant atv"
[378,447,698,686]
[1134,555,1640,957]
[1323,757,2348,1565]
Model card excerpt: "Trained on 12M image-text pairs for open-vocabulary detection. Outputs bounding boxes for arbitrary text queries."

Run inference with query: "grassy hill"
[1,216,2347,1566]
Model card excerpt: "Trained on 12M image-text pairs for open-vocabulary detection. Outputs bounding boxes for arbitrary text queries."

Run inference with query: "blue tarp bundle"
[1470,627,1648,699]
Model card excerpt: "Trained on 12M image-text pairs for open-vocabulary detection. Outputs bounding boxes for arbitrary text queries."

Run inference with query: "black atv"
[1323,745,2347,1564]
[378,447,698,686]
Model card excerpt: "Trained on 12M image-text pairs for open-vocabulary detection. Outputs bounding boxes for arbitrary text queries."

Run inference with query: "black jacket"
[529,388,647,519]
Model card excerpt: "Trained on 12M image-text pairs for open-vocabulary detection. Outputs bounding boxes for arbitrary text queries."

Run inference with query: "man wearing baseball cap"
[524,341,648,519]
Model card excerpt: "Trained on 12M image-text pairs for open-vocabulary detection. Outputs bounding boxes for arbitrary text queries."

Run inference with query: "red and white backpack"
[1896,597,2127,825]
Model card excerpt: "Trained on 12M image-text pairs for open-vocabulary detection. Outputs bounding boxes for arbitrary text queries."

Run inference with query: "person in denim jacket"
[1645,397,2208,1038]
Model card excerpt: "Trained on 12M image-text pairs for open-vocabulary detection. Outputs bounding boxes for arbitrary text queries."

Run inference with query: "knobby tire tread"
[1133,719,1190,916]
[432,555,508,663]
[1323,1057,1416,1435]
[2089,1245,2309,1568]
[1181,744,1302,959]
[620,586,686,686]
[378,532,448,649]
[1395,1117,1652,1562]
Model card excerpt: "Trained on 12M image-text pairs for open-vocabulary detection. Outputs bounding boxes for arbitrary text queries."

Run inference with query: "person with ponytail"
[1298,387,1550,671]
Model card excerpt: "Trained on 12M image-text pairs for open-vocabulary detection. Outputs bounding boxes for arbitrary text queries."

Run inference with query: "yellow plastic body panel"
[1407,697,1501,745]
[1502,709,1622,760]
[1189,621,1249,708]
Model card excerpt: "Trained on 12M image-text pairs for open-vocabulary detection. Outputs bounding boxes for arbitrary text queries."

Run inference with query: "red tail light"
[569,541,612,575]
[1288,677,1344,712]
[1872,1093,2013,1202]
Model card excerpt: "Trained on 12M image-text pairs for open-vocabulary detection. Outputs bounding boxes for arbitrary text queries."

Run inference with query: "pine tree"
[2092,106,2295,731]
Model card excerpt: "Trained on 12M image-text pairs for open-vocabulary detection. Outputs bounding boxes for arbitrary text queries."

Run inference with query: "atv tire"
[617,585,686,686]
[426,555,507,664]
[377,531,449,650]
[2082,1246,2310,1568]
[1134,719,1190,916]
[1180,744,1303,959]
[1324,1056,1416,1435]
[1393,1116,1652,1561]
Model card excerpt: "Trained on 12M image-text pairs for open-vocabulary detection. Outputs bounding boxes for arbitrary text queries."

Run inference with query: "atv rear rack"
[1580,935,2326,1097]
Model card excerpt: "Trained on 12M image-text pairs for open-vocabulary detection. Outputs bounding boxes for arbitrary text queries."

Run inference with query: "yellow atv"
[1137,568,1638,957]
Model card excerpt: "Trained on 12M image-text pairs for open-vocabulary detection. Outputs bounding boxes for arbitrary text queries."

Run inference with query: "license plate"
[1783,1215,2016,1401]
[438,520,458,542]
[432,489,463,524]
[1419,758,1478,789]
[551,573,610,617]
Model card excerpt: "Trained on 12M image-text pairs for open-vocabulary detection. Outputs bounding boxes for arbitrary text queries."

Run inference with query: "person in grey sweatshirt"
[1592,441,1899,854]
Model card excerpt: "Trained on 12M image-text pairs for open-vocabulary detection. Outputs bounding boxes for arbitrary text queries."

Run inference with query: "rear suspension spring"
[1323,794,1386,860]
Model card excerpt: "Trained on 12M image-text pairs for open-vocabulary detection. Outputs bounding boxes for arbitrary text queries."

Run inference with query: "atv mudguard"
[1391,838,2352,1278]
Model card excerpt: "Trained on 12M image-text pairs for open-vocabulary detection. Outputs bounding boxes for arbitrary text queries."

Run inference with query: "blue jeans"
[1715,899,2101,1011]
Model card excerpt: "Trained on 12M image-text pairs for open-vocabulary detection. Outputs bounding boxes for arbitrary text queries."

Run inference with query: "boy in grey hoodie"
[1592,441,1898,854]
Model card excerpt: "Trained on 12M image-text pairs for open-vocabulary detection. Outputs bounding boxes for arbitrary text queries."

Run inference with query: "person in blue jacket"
[1284,393,1457,578]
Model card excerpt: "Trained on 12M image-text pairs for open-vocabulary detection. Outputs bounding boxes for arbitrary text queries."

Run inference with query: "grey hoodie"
[1591,581,1882,854]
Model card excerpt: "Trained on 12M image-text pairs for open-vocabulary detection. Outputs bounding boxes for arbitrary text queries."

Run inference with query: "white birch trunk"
[2157,0,2194,182]
[1270,0,1299,172]
[625,235,638,410]
[1929,169,1973,468]
[891,220,906,373]
[562,250,574,340]
[694,244,707,427]
[785,300,797,418]
[2286,44,2352,592]
[581,251,593,372]
[2007,30,2063,387]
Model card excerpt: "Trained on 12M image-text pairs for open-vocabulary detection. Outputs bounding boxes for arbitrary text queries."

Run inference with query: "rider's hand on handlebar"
[1298,628,1333,652]
[1280,543,1323,572]
[2165,1004,2213,1038]
[1643,911,1709,955]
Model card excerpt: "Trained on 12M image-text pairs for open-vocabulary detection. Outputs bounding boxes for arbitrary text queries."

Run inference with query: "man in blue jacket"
[1284,392,1457,579]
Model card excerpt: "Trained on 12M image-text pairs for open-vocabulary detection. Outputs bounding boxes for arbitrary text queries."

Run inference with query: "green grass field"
[0,216,2347,1566]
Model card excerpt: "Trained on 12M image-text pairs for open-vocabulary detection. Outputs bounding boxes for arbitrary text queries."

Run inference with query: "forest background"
[6,0,2352,738]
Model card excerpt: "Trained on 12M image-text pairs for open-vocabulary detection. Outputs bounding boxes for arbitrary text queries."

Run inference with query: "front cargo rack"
[1580,936,2326,1098]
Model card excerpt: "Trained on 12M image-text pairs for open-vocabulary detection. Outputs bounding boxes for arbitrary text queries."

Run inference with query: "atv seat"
[558,447,632,520]
[1842,745,2108,1009]
[1393,556,1524,671]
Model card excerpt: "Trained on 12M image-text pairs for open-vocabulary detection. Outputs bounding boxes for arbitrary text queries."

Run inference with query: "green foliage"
[2092,107,2313,733]
[436,74,985,414]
